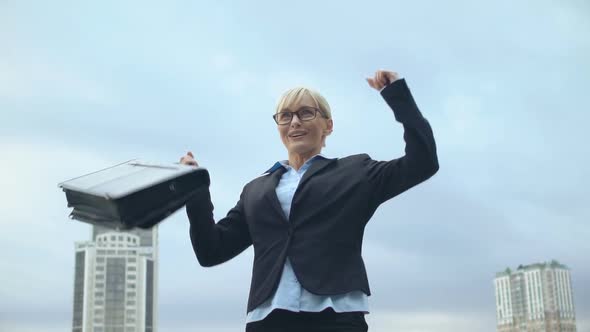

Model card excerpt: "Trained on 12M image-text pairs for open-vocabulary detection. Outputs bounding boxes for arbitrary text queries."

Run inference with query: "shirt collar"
[264,154,327,174]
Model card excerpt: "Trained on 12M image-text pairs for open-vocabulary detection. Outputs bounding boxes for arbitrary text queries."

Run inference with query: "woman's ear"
[324,119,334,136]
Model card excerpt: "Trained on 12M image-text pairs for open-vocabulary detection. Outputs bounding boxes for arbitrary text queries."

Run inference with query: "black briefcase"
[58,160,210,230]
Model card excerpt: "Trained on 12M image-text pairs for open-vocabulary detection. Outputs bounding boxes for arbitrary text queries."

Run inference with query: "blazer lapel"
[261,166,288,221]
[297,157,337,189]
[259,157,336,222]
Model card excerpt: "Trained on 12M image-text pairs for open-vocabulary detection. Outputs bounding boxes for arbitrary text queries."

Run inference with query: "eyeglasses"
[273,107,327,125]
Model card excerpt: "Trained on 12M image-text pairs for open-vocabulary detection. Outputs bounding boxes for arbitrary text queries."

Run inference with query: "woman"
[180,69,439,332]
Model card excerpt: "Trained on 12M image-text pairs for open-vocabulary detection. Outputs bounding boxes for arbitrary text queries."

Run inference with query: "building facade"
[72,226,158,332]
[494,261,577,332]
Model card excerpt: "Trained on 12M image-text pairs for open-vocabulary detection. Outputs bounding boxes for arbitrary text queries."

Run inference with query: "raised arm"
[364,71,439,206]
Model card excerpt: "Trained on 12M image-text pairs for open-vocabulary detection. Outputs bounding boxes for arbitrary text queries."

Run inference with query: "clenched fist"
[366,70,400,91]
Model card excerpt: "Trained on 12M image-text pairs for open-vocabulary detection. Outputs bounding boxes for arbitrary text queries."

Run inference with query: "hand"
[366,70,400,91]
[179,151,199,167]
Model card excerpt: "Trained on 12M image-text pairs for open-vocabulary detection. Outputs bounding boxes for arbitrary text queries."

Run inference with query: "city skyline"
[1,1,588,331]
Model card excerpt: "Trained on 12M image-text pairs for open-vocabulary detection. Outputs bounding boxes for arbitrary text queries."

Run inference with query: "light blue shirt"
[246,155,369,323]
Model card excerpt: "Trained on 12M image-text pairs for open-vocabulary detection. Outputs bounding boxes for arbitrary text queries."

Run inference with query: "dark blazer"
[186,79,439,312]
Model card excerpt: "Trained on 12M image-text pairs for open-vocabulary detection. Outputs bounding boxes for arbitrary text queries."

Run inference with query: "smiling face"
[275,88,333,159]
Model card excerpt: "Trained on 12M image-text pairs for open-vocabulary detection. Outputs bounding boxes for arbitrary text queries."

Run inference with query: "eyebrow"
[279,106,317,112]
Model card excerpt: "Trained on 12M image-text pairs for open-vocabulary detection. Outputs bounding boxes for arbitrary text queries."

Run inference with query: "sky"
[1,0,589,331]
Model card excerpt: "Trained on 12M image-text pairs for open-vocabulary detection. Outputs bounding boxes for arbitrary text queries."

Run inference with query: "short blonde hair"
[275,87,332,119]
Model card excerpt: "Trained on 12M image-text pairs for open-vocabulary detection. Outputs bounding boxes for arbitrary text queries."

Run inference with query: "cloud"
[367,310,495,332]
[0,53,115,105]
[0,324,66,332]
[0,138,120,308]
[578,319,590,332]
[1,0,589,331]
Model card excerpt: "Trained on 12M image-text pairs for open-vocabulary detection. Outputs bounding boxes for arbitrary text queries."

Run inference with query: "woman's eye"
[278,113,292,121]
[300,109,315,118]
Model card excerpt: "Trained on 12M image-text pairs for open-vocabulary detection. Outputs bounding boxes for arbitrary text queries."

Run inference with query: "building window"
[128,266,136,271]
[127,275,136,280]
[73,251,85,329]
[104,257,126,327]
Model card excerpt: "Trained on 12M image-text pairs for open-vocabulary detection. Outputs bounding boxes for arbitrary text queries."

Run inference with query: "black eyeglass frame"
[272,107,328,125]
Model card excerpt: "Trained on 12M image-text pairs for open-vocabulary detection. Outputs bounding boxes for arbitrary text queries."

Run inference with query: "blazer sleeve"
[364,78,439,207]
[185,185,252,267]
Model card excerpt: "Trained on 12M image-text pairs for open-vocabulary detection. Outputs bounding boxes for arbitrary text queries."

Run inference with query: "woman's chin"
[288,143,319,156]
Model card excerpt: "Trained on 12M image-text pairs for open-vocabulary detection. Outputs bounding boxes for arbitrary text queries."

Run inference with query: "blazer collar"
[262,153,330,175]
[259,155,337,221]
[263,161,285,175]
[297,156,337,188]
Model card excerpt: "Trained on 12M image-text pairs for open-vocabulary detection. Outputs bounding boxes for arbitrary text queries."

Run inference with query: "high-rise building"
[494,260,577,332]
[72,226,158,332]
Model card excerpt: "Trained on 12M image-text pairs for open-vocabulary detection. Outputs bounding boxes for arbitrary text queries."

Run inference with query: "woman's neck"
[288,150,321,171]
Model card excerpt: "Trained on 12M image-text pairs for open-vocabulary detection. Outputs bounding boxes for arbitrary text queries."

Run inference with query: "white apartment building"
[494,261,576,332]
[72,226,158,332]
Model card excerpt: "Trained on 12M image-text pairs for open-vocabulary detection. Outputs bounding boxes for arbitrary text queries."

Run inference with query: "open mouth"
[289,132,307,138]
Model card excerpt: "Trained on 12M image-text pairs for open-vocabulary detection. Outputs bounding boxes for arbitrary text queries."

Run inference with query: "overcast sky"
[1,0,589,331]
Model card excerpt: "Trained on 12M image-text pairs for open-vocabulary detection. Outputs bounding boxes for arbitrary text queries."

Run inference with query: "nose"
[290,113,302,126]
